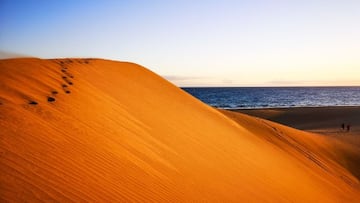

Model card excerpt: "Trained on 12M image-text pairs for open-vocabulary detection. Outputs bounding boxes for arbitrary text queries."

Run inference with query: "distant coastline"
[181,85,360,88]
[182,86,360,109]
[223,105,360,110]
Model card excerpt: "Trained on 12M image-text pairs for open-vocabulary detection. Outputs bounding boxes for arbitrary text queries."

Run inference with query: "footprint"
[47,97,56,102]
[63,71,73,78]
[61,84,71,94]
[61,76,73,85]
[29,101,38,105]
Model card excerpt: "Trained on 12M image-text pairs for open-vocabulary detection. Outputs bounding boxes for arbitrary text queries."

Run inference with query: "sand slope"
[0,58,359,202]
[233,107,360,184]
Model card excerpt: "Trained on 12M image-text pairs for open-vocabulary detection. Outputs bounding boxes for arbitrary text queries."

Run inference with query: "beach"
[231,106,360,136]
[225,107,360,181]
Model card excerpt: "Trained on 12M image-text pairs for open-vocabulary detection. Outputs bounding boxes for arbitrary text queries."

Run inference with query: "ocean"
[182,87,360,109]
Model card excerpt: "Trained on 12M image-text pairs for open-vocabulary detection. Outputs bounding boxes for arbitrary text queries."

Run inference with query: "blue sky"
[1,0,360,86]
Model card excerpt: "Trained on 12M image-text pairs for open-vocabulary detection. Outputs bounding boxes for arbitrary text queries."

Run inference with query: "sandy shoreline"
[221,106,360,182]
[230,106,360,136]
[229,106,360,176]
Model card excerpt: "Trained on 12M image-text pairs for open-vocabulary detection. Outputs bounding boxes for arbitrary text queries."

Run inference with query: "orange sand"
[0,58,359,202]
[231,107,360,184]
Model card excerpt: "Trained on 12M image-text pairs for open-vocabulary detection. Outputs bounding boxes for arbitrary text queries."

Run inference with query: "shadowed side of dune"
[0,58,359,202]
[230,108,360,181]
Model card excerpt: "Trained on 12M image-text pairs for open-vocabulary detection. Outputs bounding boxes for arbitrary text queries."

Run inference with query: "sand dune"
[0,58,359,202]
[233,107,360,185]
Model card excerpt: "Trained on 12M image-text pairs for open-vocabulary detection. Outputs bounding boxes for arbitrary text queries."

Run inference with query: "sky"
[1,0,360,86]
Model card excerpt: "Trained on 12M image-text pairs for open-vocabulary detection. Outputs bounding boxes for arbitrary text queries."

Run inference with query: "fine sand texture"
[1,58,359,202]
[231,107,360,184]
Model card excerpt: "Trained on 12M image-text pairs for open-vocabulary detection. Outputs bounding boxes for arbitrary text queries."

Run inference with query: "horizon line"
[180,85,360,88]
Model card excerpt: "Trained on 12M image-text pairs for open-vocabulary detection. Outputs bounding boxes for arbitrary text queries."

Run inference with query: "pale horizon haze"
[1,0,360,86]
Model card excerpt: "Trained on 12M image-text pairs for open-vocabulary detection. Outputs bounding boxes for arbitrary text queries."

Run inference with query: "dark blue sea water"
[182,87,360,109]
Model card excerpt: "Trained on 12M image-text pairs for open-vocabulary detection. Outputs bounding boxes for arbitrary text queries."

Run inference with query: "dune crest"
[0,58,359,202]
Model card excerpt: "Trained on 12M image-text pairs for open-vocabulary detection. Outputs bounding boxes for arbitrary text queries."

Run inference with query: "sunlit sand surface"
[1,58,359,202]
[234,107,360,183]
